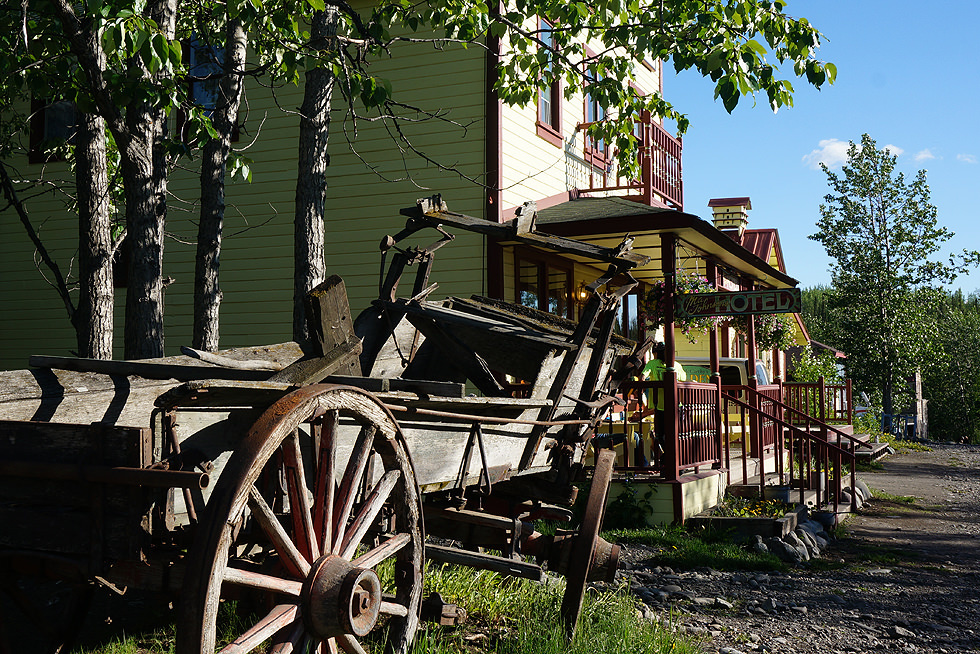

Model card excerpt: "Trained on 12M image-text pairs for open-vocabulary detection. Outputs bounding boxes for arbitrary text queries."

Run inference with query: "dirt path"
[624,442,980,654]
[846,443,980,569]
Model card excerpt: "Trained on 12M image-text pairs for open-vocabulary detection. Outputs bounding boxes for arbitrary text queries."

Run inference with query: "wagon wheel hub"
[302,554,383,639]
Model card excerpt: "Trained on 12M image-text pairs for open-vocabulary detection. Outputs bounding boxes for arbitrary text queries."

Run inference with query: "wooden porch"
[593,378,879,524]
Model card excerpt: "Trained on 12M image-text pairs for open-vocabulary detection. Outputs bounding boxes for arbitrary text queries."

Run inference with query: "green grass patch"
[73,561,704,654]
[868,487,917,504]
[602,525,787,573]
[412,563,703,654]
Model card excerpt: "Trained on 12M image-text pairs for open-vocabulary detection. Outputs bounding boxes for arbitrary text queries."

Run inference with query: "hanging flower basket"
[731,312,796,351]
[639,274,719,343]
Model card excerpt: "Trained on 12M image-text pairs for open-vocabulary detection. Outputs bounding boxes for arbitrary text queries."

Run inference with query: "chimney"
[708,197,751,240]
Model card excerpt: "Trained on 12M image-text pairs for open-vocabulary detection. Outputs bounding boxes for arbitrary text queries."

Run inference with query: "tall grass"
[408,562,703,654]
[77,561,704,654]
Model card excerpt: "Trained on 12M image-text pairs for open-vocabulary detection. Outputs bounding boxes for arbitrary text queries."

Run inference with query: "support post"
[661,233,679,481]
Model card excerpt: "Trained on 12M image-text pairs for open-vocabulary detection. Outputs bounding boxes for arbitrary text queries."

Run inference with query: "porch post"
[662,233,679,482]
[708,261,724,472]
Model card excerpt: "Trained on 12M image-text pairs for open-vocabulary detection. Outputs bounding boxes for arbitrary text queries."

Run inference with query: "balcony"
[577,111,683,211]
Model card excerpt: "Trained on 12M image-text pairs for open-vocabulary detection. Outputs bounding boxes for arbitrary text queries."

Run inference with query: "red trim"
[535,121,562,147]
[485,4,504,299]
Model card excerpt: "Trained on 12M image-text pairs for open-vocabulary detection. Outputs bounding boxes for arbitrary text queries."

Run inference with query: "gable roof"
[740,229,786,273]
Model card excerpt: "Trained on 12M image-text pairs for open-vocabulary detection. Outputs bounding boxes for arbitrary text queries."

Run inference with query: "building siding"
[0,29,488,369]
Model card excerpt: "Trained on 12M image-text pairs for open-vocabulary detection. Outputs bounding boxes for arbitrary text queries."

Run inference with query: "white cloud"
[957,154,978,164]
[802,139,850,170]
[882,144,904,156]
[915,149,936,162]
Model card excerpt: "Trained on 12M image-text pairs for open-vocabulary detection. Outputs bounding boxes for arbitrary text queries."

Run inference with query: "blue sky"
[666,0,980,293]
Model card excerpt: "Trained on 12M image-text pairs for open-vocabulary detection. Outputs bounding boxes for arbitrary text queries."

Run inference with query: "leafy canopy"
[809,134,979,414]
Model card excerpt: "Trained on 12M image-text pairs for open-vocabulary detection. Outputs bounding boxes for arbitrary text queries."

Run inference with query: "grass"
[408,563,704,654]
[868,487,917,505]
[602,525,788,573]
[72,560,706,654]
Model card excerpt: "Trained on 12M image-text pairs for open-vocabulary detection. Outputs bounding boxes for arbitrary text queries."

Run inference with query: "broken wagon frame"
[0,196,649,654]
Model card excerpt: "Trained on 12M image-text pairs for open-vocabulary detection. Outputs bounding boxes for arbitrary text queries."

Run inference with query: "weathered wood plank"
[304,275,361,376]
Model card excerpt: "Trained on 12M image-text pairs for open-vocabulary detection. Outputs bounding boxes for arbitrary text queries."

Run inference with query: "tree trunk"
[292,8,338,341]
[73,110,114,359]
[193,18,248,352]
[121,0,177,359]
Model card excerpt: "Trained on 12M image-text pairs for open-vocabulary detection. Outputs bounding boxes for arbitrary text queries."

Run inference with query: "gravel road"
[618,442,980,654]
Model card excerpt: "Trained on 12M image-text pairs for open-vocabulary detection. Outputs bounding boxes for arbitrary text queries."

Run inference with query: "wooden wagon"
[0,196,649,654]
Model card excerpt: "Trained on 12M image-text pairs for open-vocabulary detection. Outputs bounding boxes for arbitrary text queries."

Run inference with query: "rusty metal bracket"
[451,422,493,508]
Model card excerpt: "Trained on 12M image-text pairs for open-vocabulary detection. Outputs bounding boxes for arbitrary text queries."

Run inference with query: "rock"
[760,597,779,612]
[662,584,682,593]
[693,597,714,606]
[855,478,873,499]
[795,528,820,555]
[766,537,805,564]
[784,533,811,561]
[715,598,734,609]
[887,625,916,639]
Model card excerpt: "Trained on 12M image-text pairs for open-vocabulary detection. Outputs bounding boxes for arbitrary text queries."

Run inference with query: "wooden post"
[708,261,723,470]
[846,378,853,425]
[662,233,679,482]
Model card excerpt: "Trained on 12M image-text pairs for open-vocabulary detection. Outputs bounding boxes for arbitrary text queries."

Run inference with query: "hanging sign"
[675,288,801,318]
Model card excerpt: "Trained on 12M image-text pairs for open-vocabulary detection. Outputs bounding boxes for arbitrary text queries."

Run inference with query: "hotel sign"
[676,288,802,318]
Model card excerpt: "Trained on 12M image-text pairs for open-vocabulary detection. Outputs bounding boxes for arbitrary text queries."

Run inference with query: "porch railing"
[576,113,683,210]
[602,380,721,478]
[722,386,858,514]
[782,378,853,425]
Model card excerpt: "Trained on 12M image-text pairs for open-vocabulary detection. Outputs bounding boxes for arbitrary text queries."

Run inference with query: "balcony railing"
[577,112,683,210]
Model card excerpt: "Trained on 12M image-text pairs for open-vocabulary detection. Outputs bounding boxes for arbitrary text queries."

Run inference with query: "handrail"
[749,386,866,452]
[721,386,856,514]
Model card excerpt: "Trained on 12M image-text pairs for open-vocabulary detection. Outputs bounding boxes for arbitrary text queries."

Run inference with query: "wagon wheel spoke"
[351,532,411,569]
[267,620,305,654]
[218,604,298,654]
[337,634,368,654]
[284,430,320,561]
[222,568,302,596]
[313,411,339,553]
[246,486,310,578]
[339,469,401,559]
[332,425,376,552]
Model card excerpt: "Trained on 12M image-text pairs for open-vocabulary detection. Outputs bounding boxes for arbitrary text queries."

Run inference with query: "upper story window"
[189,37,225,115]
[180,36,239,142]
[584,83,608,166]
[29,99,76,163]
[535,19,561,147]
[515,247,573,319]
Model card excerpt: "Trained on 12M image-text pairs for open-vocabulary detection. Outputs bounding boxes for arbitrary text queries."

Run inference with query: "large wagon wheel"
[178,385,424,654]
[559,448,617,640]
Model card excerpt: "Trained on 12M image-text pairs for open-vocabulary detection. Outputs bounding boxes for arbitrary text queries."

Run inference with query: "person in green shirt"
[638,344,685,461]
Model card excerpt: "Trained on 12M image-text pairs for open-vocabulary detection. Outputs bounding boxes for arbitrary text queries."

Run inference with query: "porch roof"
[533,197,798,289]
